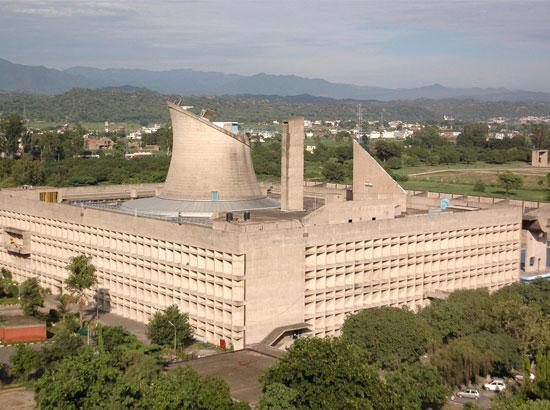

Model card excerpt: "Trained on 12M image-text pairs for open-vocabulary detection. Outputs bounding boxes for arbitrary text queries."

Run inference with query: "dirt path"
[0,385,36,410]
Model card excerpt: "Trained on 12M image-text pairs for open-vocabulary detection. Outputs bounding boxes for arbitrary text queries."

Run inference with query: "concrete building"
[532,150,549,167]
[0,102,523,350]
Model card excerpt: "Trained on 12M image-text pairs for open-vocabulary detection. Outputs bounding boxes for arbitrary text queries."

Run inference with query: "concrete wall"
[0,324,47,342]
[524,229,547,273]
[532,150,549,167]
[281,117,304,211]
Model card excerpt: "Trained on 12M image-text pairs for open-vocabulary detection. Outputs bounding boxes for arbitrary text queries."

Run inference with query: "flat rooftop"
[174,349,279,405]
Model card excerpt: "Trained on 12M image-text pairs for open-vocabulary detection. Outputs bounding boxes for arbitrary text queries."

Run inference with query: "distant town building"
[84,137,114,151]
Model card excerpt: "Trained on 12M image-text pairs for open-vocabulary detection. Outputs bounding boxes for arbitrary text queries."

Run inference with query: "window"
[211,191,219,201]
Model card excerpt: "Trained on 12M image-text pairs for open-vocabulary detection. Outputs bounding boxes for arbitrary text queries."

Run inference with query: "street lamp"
[168,320,177,351]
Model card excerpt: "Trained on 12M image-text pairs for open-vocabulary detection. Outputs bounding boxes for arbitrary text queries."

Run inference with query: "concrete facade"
[0,110,522,349]
[281,117,304,211]
[532,150,549,167]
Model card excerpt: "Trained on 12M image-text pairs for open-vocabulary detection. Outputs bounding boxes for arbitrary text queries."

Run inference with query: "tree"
[531,124,548,149]
[34,348,121,410]
[385,364,448,410]
[456,124,488,148]
[0,114,26,157]
[497,171,523,194]
[10,344,41,381]
[11,157,45,186]
[0,268,17,299]
[421,289,493,343]
[65,255,97,328]
[473,180,485,192]
[430,337,492,386]
[20,277,44,316]
[410,125,446,149]
[141,366,249,410]
[146,305,192,348]
[261,337,399,410]
[342,306,435,369]
[258,383,298,410]
[374,140,402,162]
[321,158,345,182]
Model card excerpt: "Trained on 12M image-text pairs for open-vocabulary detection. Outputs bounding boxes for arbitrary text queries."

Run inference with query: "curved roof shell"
[160,102,263,201]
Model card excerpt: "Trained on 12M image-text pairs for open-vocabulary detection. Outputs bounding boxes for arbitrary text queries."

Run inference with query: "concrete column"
[281,117,304,211]
[524,229,547,273]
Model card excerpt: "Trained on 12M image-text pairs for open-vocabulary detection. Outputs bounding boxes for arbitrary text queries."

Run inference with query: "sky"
[1,0,549,91]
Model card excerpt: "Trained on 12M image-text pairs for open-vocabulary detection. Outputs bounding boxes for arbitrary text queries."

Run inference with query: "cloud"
[0,0,136,17]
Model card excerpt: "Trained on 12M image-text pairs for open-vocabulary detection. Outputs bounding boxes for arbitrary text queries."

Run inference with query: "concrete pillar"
[281,117,304,211]
[524,229,547,273]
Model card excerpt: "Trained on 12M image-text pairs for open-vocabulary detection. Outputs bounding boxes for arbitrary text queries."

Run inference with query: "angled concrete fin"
[352,140,407,211]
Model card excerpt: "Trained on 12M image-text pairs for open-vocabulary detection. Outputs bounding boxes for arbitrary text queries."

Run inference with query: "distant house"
[84,137,114,151]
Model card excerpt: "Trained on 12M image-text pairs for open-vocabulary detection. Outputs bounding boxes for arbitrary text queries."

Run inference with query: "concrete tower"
[281,117,304,211]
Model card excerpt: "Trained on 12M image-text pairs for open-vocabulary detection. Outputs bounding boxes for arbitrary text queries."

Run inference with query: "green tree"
[473,179,486,192]
[489,286,550,355]
[456,123,488,148]
[10,344,41,381]
[421,289,493,343]
[497,171,523,193]
[259,383,298,410]
[11,157,45,186]
[386,364,448,410]
[34,348,121,410]
[430,337,491,386]
[141,366,249,410]
[65,255,97,328]
[342,306,435,369]
[146,305,192,348]
[321,158,346,182]
[261,337,398,410]
[531,124,549,149]
[20,277,44,316]
[0,114,26,157]
[374,140,402,162]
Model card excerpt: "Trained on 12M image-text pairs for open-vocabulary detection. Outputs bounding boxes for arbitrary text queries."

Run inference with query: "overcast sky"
[1,0,549,91]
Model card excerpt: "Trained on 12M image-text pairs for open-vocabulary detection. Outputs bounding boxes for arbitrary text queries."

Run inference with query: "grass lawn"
[399,161,531,176]
[401,179,549,202]
[0,297,19,305]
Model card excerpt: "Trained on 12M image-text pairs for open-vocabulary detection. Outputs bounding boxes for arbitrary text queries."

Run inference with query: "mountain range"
[1,58,550,103]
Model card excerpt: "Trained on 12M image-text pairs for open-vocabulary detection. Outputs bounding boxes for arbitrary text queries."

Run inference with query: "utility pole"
[168,320,177,351]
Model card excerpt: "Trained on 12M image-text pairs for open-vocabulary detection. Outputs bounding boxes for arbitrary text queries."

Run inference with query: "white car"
[457,389,480,399]
[484,380,506,392]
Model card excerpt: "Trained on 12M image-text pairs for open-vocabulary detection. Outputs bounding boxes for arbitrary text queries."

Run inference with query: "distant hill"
[1,87,550,124]
[1,58,550,103]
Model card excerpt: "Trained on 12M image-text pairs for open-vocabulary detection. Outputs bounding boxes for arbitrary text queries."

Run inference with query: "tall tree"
[497,171,523,194]
[261,337,400,410]
[146,305,192,348]
[0,114,26,157]
[342,306,435,369]
[65,255,97,328]
[20,277,44,316]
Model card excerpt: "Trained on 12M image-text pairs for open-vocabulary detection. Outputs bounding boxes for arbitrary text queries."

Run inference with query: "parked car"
[457,389,480,399]
[484,380,506,392]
